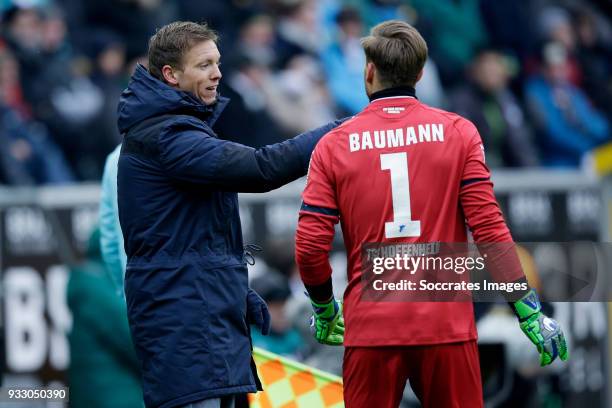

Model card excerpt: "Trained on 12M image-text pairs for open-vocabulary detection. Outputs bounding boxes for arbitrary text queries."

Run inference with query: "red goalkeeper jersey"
[295,88,525,346]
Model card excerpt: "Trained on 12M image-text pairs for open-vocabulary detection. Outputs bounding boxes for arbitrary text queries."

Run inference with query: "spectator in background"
[3,4,112,180]
[221,53,288,145]
[227,49,335,137]
[176,0,255,51]
[250,272,305,359]
[67,227,143,408]
[415,59,445,108]
[525,42,609,168]
[215,15,288,147]
[575,9,612,118]
[274,0,321,68]
[40,5,72,60]
[0,40,30,118]
[0,46,74,185]
[225,54,272,105]
[479,0,539,62]
[234,14,277,69]
[321,6,368,116]
[89,31,128,148]
[538,6,582,86]
[3,5,75,112]
[2,5,46,102]
[319,0,410,33]
[268,54,337,134]
[353,0,411,29]
[410,0,487,85]
[81,0,175,60]
[449,49,539,168]
[320,2,444,110]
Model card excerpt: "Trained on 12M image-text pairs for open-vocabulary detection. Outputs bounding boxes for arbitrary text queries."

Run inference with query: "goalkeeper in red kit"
[295,20,568,408]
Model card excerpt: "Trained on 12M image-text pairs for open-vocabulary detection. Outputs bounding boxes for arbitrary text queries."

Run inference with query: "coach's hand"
[247,288,271,335]
[511,289,568,366]
[310,298,344,346]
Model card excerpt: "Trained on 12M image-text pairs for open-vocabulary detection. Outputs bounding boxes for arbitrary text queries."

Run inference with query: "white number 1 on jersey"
[380,152,421,238]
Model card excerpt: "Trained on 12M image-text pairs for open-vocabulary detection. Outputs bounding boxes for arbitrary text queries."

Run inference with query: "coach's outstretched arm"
[157,117,345,193]
[459,120,568,366]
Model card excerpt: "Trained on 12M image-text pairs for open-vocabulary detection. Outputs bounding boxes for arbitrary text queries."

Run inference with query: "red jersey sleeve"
[295,135,340,286]
[459,120,525,283]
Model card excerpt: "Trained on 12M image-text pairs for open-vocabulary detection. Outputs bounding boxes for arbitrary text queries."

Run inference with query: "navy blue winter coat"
[116,65,339,408]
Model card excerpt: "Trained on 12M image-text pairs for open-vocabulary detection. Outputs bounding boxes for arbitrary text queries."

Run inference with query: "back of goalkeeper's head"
[360,20,428,94]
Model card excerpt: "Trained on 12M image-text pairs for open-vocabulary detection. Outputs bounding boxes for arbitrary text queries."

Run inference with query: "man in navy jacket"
[117,22,342,408]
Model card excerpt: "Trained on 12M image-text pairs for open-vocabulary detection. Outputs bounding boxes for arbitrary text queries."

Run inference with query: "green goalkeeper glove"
[309,297,344,346]
[511,289,568,366]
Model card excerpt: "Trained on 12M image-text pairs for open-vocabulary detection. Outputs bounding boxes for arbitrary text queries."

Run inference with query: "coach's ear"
[162,64,179,86]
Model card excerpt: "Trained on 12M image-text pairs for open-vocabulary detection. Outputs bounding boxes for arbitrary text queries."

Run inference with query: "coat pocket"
[200,263,253,387]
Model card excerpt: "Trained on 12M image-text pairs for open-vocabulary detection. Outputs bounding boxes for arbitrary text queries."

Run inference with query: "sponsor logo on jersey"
[383,107,405,114]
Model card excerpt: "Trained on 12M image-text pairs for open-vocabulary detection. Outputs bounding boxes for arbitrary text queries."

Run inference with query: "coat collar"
[118,64,230,132]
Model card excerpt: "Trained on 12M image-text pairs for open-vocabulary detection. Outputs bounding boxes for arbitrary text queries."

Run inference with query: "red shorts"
[343,341,483,408]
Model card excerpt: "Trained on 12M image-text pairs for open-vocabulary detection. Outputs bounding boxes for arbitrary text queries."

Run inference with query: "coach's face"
[167,40,222,105]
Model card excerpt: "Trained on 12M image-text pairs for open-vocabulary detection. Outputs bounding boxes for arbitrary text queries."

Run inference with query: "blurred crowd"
[0,0,608,185]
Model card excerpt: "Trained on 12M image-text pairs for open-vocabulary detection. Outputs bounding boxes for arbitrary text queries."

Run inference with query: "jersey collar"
[368,86,417,103]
